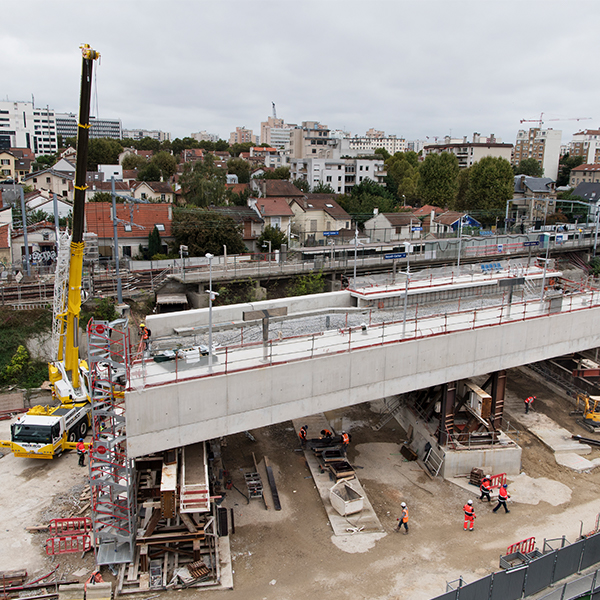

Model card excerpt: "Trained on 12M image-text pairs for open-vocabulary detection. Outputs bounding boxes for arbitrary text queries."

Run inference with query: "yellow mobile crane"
[0,45,100,458]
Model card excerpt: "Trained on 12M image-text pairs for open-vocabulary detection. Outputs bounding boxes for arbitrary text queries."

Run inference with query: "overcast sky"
[2,1,598,145]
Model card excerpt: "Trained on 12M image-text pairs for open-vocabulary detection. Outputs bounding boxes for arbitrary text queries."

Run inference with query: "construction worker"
[140,322,151,351]
[341,431,351,454]
[463,499,476,531]
[320,428,333,439]
[396,502,409,534]
[480,474,492,502]
[299,425,308,448]
[493,484,511,513]
[76,438,86,467]
[524,396,535,414]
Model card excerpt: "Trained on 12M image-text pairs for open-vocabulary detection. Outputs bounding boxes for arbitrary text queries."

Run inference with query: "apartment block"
[191,131,220,143]
[567,129,600,164]
[56,113,122,140]
[229,127,258,146]
[423,133,512,169]
[123,129,171,142]
[289,156,386,194]
[0,101,58,155]
[289,121,340,160]
[343,130,407,155]
[569,164,600,187]
[513,128,562,180]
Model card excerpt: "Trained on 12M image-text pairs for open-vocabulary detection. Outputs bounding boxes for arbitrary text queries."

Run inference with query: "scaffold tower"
[87,318,136,565]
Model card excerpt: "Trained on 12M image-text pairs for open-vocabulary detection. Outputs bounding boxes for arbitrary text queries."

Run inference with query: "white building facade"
[513,128,562,180]
[0,101,58,155]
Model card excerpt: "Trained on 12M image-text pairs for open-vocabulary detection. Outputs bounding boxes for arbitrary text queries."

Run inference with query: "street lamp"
[457,215,467,269]
[262,240,272,260]
[205,253,217,371]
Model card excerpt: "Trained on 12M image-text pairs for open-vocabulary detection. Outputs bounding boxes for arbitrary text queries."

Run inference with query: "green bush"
[288,272,325,296]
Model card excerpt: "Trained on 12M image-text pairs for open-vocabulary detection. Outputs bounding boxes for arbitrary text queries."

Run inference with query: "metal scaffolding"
[87,318,136,565]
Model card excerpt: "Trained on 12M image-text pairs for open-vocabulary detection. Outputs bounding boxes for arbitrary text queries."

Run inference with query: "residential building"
[570,164,600,186]
[0,149,33,181]
[0,222,10,266]
[56,113,122,140]
[11,220,59,265]
[363,211,422,243]
[566,130,600,164]
[98,164,123,181]
[423,133,512,169]
[571,182,600,203]
[85,180,130,202]
[22,168,73,198]
[181,148,204,164]
[130,181,175,203]
[288,194,351,245]
[0,101,58,155]
[260,116,294,150]
[250,179,305,201]
[122,129,171,142]
[229,127,258,146]
[84,202,173,258]
[191,131,220,143]
[513,128,562,180]
[53,158,76,176]
[248,146,287,169]
[209,205,263,252]
[424,211,481,236]
[289,121,340,160]
[288,156,386,194]
[343,131,407,155]
[25,190,72,220]
[249,197,294,239]
[512,175,557,223]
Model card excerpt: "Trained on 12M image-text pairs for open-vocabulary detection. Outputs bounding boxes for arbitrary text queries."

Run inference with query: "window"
[271,217,281,229]
[310,220,317,232]
[156,224,165,231]
[46,177,51,183]
[161,194,166,201]
[42,232,50,241]
[326,221,331,230]
[0,159,9,165]
[141,193,147,200]
[33,178,37,183]
[326,176,332,182]
[124,224,132,232]
[122,246,132,257]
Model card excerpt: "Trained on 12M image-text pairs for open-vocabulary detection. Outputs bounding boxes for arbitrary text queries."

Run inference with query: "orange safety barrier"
[48,517,92,535]
[506,536,535,555]
[490,473,507,490]
[45,534,92,555]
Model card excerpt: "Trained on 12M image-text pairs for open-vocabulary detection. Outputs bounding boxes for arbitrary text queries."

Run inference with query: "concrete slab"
[554,452,598,472]
[292,416,383,536]
[523,412,591,455]
[217,536,234,589]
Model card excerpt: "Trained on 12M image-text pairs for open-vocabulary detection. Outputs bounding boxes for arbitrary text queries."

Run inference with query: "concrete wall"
[126,305,600,457]
[146,291,354,336]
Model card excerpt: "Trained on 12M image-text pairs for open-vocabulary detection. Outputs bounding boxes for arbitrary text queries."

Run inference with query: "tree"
[171,208,245,256]
[262,167,290,180]
[374,147,391,160]
[122,154,148,171]
[312,181,335,194]
[386,152,420,204]
[87,138,123,170]
[178,154,227,207]
[465,156,514,215]
[557,154,585,187]
[337,178,396,226]
[136,137,161,152]
[148,225,162,258]
[151,151,178,181]
[137,162,162,182]
[229,142,254,156]
[227,157,251,184]
[89,191,118,203]
[226,186,251,206]
[258,225,288,251]
[292,178,310,192]
[514,158,543,178]
[453,168,471,211]
[417,152,459,207]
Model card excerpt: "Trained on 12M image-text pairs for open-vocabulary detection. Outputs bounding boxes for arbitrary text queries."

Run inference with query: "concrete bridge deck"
[125,283,600,458]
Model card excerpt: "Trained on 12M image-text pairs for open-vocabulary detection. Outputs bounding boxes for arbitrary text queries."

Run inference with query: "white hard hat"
[487,475,491,479]
[401,502,406,507]
[468,499,473,505]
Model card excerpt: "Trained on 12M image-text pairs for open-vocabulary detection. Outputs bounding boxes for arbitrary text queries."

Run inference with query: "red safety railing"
[48,517,92,535]
[490,473,507,489]
[506,536,535,555]
[45,534,91,555]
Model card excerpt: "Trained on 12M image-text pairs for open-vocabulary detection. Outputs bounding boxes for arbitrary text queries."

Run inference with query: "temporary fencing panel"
[48,517,92,535]
[506,536,535,555]
[553,538,585,583]
[523,551,556,597]
[581,532,600,570]
[46,534,92,555]
[490,473,507,490]
[455,574,492,600]
[490,567,527,600]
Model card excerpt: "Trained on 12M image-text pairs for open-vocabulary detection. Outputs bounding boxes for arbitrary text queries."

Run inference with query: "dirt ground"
[2,367,600,600]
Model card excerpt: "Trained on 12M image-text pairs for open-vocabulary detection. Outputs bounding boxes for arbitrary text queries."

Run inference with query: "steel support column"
[438,381,457,446]
[490,370,507,430]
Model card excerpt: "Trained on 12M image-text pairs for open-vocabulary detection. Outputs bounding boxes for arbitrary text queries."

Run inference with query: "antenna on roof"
[272,102,277,119]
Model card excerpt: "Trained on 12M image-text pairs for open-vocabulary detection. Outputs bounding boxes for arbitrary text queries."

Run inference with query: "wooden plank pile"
[117,447,223,594]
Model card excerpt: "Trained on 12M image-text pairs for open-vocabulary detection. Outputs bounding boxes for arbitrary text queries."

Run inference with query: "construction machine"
[0,45,100,458]
[571,393,600,433]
